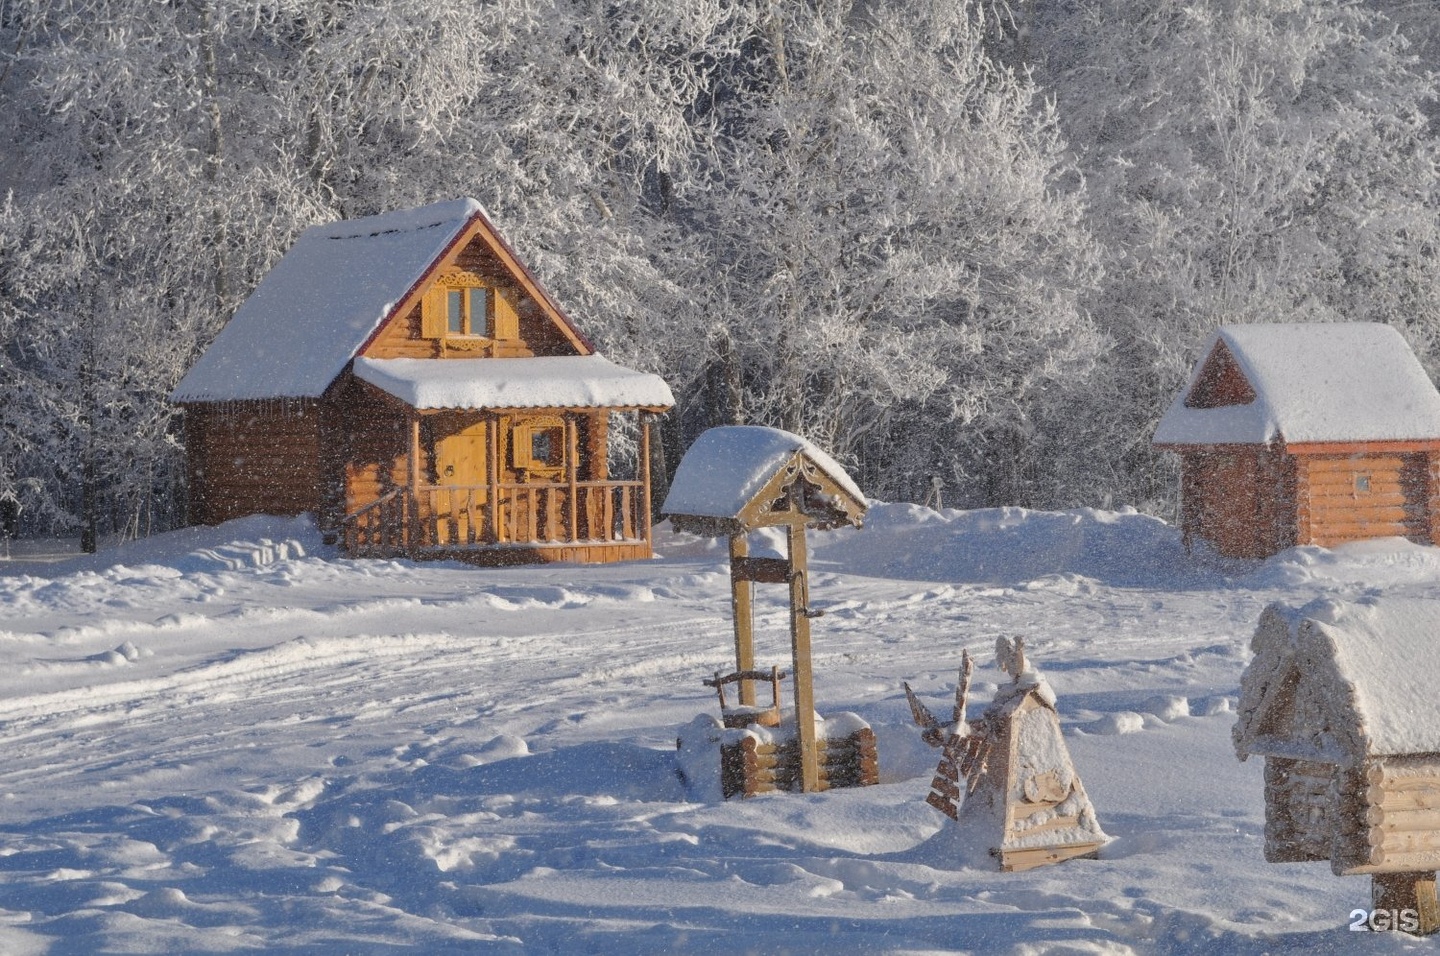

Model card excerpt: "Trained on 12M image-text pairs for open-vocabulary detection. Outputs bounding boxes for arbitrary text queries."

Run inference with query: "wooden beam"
[640,415,653,542]
[787,523,819,793]
[488,415,501,543]
[729,533,756,707]
[408,413,421,549]
[566,416,579,542]
[731,556,791,584]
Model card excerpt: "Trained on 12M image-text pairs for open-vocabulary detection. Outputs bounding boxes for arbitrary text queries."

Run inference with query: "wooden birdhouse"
[172,199,673,566]
[664,425,874,795]
[1153,323,1440,559]
[1235,597,1440,934]
[906,639,1107,871]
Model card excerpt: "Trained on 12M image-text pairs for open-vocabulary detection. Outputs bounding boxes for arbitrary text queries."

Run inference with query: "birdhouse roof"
[1153,323,1440,447]
[353,355,673,411]
[1234,596,1440,765]
[662,426,865,533]
[171,199,593,403]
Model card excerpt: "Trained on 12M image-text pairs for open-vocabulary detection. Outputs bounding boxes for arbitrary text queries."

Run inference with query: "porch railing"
[341,489,407,556]
[340,480,647,554]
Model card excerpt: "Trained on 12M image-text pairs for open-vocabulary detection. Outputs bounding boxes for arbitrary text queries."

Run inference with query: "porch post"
[566,415,579,542]
[486,415,499,544]
[640,413,653,545]
[408,412,421,550]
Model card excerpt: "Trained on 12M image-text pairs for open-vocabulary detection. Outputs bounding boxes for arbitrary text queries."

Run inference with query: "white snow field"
[0,505,1434,953]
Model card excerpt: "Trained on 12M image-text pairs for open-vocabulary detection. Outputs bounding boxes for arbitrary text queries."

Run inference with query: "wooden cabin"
[1235,597,1440,930]
[1153,323,1440,558]
[171,199,674,564]
[664,425,873,795]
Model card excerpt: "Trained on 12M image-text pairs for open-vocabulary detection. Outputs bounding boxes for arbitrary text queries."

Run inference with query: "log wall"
[1181,447,1295,558]
[1298,455,1408,547]
[1262,757,1334,863]
[1335,757,1440,875]
[184,401,325,525]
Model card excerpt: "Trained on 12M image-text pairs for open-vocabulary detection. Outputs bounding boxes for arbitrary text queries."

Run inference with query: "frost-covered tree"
[683,0,1103,506]
[1028,0,1440,510]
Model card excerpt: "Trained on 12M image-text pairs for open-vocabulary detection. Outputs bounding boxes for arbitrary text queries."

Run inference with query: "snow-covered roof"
[1235,596,1440,764]
[353,355,673,411]
[662,425,864,521]
[1154,323,1440,446]
[173,199,483,402]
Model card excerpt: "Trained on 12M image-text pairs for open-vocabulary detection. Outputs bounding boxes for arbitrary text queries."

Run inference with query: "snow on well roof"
[352,355,673,411]
[1237,596,1440,762]
[171,199,484,402]
[662,425,864,520]
[1153,322,1440,446]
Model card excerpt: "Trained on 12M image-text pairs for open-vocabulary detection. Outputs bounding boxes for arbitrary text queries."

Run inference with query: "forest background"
[2,0,1439,547]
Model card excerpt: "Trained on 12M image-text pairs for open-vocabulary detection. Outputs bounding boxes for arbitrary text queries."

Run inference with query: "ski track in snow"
[0,510,1429,953]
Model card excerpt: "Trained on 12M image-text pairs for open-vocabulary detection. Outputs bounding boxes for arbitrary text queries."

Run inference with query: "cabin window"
[1355,474,1372,494]
[511,416,566,475]
[422,271,516,344]
[446,287,491,337]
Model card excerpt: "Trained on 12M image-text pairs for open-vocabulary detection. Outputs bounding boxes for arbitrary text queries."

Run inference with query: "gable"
[359,217,591,361]
[1184,341,1256,409]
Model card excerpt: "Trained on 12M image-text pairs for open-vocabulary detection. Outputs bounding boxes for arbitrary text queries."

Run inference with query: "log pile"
[719,719,879,799]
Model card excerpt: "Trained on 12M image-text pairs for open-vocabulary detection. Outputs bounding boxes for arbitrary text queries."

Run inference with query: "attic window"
[446,287,491,337]
[423,271,515,343]
[1185,342,1257,409]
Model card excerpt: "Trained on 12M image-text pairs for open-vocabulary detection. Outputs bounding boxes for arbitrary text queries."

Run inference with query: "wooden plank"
[998,842,1103,873]
[732,556,791,584]
[788,524,819,793]
[729,533,757,708]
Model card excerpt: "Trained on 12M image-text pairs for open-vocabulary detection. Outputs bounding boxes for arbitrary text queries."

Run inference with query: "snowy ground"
[0,504,1434,953]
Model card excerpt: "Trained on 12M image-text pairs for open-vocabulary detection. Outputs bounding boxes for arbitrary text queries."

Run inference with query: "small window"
[1356,474,1372,494]
[532,430,555,466]
[422,272,499,341]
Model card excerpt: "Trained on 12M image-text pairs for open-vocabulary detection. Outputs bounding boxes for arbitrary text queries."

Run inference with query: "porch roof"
[352,355,674,411]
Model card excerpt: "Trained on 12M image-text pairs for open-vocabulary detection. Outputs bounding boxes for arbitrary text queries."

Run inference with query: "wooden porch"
[339,478,653,564]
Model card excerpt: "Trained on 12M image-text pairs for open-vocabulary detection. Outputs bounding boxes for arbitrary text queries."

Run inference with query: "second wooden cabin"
[1153,323,1440,558]
[171,199,673,564]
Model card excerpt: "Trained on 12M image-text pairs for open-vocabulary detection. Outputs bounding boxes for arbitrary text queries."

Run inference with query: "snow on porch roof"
[661,425,864,521]
[172,199,485,403]
[352,355,674,411]
[1153,322,1440,446]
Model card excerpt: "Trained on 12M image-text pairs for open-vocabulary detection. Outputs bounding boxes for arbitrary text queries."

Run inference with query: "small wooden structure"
[906,639,1107,871]
[171,199,673,565]
[1235,597,1440,934]
[664,425,872,794]
[1153,323,1440,558]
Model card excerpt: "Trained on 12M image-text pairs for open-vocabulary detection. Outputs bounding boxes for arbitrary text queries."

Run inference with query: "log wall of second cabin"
[183,401,325,525]
[1296,454,1409,547]
[1180,446,1295,558]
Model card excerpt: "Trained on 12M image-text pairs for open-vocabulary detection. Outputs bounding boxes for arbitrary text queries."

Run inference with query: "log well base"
[719,726,878,800]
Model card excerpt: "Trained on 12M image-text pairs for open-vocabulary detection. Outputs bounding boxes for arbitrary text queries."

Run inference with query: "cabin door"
[434,421,488,545]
